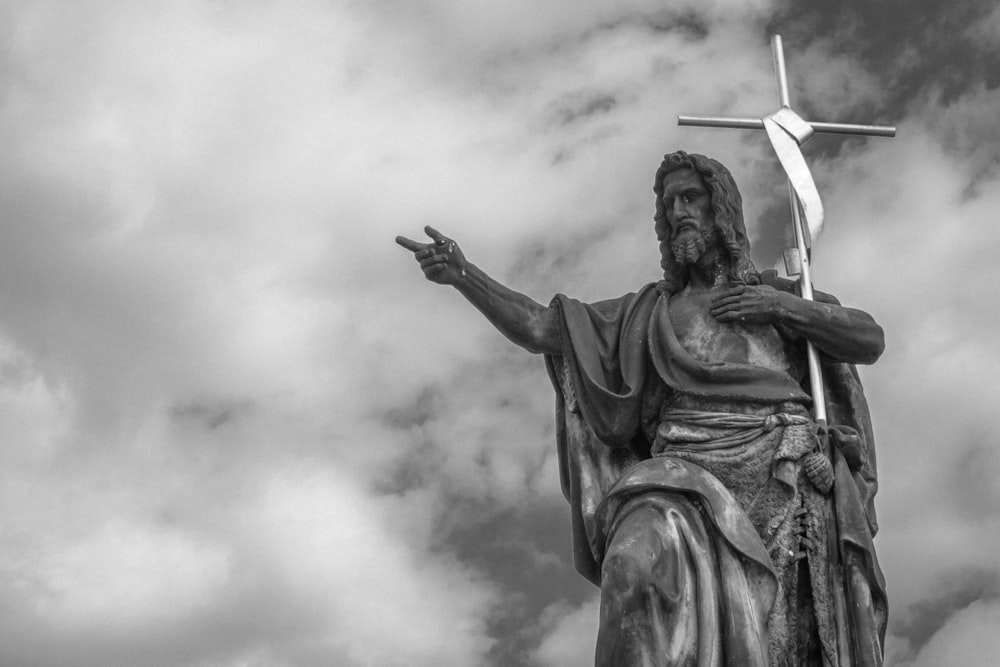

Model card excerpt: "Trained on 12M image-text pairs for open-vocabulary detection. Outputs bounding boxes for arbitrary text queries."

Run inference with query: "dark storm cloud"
[171,398,256,430]
[549,92,619,125]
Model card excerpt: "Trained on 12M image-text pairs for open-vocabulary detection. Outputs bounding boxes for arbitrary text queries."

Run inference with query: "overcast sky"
[1,1,998,666]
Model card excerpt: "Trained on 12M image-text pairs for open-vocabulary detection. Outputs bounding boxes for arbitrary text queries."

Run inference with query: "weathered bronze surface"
[397,151,886,666]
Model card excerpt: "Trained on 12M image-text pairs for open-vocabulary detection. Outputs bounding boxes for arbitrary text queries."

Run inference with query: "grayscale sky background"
[1,1,998,665]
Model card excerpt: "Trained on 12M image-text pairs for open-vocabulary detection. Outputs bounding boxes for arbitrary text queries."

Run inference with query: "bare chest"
[669,286,798,375]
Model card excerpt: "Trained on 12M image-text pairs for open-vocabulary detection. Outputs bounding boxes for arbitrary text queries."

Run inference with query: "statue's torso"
[668,284,805,394]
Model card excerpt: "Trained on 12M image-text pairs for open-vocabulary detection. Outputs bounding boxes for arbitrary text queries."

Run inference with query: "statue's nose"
[672,198,687,219]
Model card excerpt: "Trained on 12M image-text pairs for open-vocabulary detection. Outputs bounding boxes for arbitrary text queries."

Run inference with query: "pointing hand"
[396,226,469,286]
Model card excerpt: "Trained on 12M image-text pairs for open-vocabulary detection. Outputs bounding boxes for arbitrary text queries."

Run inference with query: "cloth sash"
[653,409,813,453]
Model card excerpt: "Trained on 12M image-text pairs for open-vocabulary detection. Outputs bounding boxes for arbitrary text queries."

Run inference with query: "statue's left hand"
[709,284,792,325]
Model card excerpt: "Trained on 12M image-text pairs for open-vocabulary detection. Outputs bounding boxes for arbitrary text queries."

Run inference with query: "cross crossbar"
[678,116,895,137]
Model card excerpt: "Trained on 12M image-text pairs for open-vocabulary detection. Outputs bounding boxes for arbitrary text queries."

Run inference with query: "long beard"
[670,226,718,265]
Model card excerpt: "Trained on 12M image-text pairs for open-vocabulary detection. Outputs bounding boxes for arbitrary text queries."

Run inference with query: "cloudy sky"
[1,1,998,665]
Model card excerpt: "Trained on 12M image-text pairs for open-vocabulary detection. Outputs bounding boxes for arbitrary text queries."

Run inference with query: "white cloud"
[252,466,497,666]
[33,521,231,628]
[905,599,1000,667]
[532,596,601,667]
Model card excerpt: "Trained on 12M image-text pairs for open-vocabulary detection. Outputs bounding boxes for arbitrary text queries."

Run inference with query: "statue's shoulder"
[553,283,661,315]
[759,270,842,306]
[758,269,796,293]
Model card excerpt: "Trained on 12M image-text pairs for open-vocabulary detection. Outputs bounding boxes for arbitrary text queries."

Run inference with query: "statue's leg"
[596,493,716,667]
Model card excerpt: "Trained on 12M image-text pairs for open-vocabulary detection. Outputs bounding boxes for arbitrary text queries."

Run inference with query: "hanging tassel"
[803,451,834,495]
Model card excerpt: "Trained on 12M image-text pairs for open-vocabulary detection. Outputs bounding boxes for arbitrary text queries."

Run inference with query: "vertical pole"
[771,35,827,426]
[789,197,828,425]
[772,35,791,108]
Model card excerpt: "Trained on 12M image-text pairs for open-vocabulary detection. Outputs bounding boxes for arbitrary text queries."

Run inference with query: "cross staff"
[677,34,895,429]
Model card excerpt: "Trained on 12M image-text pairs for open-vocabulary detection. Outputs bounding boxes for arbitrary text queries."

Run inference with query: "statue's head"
[653,151,758,294]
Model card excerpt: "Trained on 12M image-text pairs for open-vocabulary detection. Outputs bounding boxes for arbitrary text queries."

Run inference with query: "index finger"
[395,235,426,252]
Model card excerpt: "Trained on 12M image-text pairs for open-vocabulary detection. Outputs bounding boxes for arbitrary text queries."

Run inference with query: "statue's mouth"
[675,220,698,234]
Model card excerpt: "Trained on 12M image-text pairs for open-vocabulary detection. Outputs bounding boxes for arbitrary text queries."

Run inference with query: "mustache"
[674,219,698,233]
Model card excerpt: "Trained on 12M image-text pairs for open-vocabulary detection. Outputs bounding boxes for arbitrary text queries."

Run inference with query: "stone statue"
[397,151,886,666]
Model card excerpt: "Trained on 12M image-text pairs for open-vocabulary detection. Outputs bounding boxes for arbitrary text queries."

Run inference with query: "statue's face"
[661,168,718,265]
[661,168,714,236]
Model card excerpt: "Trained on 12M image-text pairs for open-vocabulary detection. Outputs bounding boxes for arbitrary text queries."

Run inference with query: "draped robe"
[544,282,886,666]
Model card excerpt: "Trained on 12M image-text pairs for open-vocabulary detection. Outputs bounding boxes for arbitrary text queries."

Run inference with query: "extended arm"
[396,227,561,355]
[710,283,884,364]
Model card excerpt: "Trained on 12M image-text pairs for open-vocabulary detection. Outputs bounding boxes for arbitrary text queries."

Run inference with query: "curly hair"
[653,151,759,294]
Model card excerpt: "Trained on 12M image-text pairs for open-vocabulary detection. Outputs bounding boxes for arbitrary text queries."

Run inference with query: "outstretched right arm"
[396,226,561,355]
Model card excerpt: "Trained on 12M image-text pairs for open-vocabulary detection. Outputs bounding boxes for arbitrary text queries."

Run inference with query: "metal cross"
[676,34,895,428]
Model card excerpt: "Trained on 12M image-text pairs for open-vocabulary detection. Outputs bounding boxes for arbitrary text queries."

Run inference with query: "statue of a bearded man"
[398,151,886,666]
